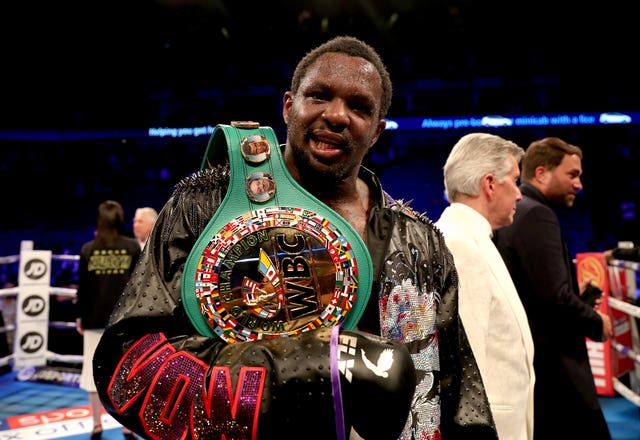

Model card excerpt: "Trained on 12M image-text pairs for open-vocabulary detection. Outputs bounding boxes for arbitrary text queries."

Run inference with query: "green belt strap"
[182,122,373,343]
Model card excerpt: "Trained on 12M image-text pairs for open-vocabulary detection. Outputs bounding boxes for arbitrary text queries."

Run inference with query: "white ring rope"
[0,286,77,299]
[0,255,19,265]
[609,259,640,272]
[611,340,640,365]
[608,296,640,319]
[606,258,640,407]
[0,351,83,369]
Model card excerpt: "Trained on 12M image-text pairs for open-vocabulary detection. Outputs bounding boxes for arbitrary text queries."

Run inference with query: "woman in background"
[75,200,141,439]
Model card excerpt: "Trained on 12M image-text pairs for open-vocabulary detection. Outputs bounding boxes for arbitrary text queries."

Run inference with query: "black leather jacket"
[93,165,496,440]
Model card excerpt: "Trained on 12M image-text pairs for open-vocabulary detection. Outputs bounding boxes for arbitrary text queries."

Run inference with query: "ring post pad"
[182,122,373,343]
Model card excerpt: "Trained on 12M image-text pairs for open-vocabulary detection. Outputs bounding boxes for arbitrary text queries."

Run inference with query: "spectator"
[75,200,141,439]
[493,137,613,440]
[132,207,158,249]
[435,133,534,440]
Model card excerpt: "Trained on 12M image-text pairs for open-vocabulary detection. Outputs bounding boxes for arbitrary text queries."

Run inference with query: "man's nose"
[322,99,349,125]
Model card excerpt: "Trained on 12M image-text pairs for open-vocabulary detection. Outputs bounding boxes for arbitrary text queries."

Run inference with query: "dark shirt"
[76,236,141,329]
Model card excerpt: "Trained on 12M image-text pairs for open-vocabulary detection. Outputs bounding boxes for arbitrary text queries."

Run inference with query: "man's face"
[248,141,268,155]
[133,214,154,242]
[492,156,522,229]
[543,153,583,207]
[282,52,386,186]
[249,177,273,195]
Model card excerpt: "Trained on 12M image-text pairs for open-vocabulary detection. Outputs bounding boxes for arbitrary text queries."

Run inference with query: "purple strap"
[330,325,346,440]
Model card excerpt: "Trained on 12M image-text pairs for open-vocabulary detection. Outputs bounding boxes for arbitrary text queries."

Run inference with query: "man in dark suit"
[493,136,613,440]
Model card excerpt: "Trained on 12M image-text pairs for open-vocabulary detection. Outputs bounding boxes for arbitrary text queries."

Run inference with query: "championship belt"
[182,122,373,343]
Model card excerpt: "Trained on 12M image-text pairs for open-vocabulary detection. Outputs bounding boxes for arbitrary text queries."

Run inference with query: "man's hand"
[602,249,615,263]
[578,278,592,295]
[597,310,613,341]
[76,318,84,335]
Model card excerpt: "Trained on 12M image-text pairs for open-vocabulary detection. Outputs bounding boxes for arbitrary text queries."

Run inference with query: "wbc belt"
[182,122,373,343]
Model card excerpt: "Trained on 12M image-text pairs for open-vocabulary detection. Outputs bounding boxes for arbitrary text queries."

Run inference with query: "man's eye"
[308,92,328,101]
[351,103,373,115]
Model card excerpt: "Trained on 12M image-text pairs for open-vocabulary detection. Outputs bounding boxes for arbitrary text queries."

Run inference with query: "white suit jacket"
[436,203,535,440]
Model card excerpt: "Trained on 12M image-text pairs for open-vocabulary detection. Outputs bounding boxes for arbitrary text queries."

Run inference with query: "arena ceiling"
[0,0,639,257]
[2,0,637,131]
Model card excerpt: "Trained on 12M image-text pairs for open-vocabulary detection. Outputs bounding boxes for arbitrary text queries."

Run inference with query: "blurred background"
[1,0,639,260]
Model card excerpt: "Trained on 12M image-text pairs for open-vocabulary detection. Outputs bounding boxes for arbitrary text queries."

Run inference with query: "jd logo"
[24,258,48,280]
[22,295,46,317]
[20,332,44,353]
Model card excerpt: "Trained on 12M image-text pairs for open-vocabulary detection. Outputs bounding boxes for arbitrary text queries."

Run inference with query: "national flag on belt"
[242,277,259,303]
[258,248,279,285]
[243,277,259,293]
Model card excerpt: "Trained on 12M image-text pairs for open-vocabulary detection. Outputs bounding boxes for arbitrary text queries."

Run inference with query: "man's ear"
[369,119,387,149]
[483,173,496,197]
[534,165,548,184]
[282,92,293,124]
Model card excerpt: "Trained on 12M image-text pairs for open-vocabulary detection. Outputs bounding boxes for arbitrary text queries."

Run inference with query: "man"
[246,172,276,201]
[93,36,496,439]
[242,138,270,155]
[132,207,158,249]
[435,133,535,440]
[493,136,613,439]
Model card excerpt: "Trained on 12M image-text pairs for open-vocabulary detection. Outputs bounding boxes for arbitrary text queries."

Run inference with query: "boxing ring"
[0,241,83,376]
[1,242,639,409]
[605,258,640,407]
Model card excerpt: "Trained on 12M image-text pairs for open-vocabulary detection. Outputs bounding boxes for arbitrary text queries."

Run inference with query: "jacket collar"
[520,182,549,206]
[359,166,396,208]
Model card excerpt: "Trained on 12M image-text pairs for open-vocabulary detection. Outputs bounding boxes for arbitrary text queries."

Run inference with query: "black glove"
[581,284,603,307]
